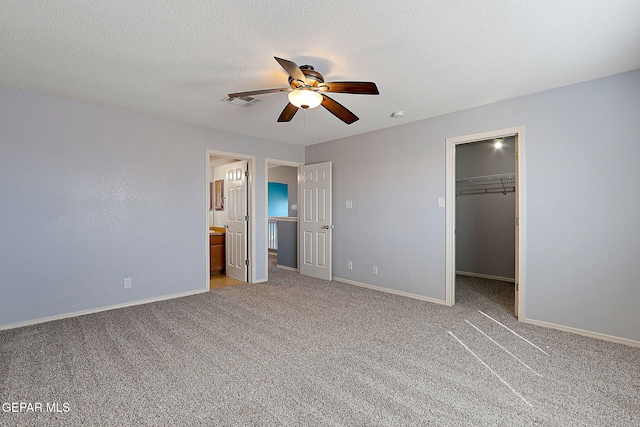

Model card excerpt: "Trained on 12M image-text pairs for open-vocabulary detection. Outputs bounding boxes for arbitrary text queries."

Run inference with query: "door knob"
[322,225,334,229]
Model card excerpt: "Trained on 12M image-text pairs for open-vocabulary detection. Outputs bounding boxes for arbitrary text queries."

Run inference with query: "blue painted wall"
[268,182,288,216]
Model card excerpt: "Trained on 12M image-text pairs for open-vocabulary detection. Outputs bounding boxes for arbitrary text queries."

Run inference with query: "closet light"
[494,139,503,149]
[288,89,323,109]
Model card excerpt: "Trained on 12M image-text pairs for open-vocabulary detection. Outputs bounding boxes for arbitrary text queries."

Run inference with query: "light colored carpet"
[1,263,638,426]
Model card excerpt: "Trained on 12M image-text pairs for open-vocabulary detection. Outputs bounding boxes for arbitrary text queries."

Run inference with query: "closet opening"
[445,126,526,319]
[455,137,516,313]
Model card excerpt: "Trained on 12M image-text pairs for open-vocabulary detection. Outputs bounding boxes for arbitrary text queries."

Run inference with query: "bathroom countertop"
[209,227,225,235]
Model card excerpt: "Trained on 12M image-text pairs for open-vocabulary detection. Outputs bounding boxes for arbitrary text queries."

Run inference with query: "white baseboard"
[456,271,515,283]
[276,265,298,272]
[0,289,208,332]
[521,317,640,348]
[333,277,446,306]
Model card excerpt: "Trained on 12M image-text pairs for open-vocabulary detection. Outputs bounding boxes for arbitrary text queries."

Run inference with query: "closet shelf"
[456,173,516,196]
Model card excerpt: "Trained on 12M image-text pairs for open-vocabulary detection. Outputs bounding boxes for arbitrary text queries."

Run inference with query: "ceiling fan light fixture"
[288,89,323,109]
[230,57,378,124]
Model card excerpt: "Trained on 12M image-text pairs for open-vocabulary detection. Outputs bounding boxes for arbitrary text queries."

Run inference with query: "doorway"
[206,150,256,290]
[445,126,526,319]
[265,158,304,281]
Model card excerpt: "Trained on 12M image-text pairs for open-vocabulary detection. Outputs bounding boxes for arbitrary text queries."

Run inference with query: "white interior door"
[225,160,248,282]
[299,162,332,280]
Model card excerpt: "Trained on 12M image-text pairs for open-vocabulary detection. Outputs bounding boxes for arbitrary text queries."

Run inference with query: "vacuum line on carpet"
[448,331,533,407]
[478,310,550,356]
[465,320,543,377]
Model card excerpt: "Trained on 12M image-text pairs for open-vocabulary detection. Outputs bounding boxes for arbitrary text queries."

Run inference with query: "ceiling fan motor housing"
[289,65,325,89]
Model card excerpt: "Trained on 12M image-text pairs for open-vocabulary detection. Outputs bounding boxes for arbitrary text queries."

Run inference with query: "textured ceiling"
[1,1,639,146]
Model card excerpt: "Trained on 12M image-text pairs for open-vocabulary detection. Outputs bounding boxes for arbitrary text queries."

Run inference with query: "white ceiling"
[1,1,639,147]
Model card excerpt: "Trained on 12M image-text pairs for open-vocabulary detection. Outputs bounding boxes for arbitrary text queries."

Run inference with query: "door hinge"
[244,170,249,177]
[244,214,249,221]
[515,282,519,291]
[516,217,519,226]
[245,259,249,266]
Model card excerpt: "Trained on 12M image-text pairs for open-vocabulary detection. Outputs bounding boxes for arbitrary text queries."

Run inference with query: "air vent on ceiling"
[222,96,261,107]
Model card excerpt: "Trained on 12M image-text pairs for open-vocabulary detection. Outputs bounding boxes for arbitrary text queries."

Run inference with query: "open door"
[299,162,332,280]
[225,160,248,282]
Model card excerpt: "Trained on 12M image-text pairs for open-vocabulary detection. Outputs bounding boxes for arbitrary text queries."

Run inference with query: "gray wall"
[456,138,516,279]
[306,69,640,343]
[276,219,298,269]
[0,87,304,327]
[268,165,298,217]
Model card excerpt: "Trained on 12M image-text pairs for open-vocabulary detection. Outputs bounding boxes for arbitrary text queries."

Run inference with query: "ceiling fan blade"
[277,103,299,122]
[228,87,289,98]
[320,81,379,95]
[321,94,359,124]
[274,57,308,85]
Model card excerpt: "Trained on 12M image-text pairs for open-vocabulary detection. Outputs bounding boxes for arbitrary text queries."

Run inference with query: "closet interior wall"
[455,138,516,280]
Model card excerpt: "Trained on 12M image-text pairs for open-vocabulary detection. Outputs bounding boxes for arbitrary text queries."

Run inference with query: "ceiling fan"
[228,57,379,125]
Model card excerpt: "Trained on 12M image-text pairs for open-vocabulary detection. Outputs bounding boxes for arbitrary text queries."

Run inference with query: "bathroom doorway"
[206,150,255,290]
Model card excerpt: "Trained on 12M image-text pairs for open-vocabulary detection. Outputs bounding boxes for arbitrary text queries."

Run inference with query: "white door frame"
[445,126,526,320]
[264,158,304,282]
[206,149,256,286]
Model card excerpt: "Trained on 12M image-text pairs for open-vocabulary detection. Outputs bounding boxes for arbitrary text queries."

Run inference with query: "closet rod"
[456,173,515,184]
[456,173,516,197]
[456,187,515,196]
